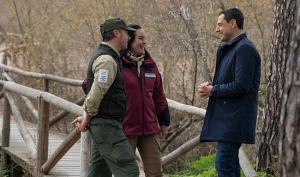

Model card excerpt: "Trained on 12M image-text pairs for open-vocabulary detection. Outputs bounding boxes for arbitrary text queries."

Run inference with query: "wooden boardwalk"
[0,115,146,177]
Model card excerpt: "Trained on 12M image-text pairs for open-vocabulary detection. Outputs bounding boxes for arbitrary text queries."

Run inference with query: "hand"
[72,113,91,132]
[197,82,210,93]
[197,82,213,98]
[159,125,168,139]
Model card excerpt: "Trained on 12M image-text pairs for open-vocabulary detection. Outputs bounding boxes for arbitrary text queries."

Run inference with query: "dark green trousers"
[87,118,139,177]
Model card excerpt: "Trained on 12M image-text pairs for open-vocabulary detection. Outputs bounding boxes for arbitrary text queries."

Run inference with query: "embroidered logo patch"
[145,73,156,78]
[98,69,109,83]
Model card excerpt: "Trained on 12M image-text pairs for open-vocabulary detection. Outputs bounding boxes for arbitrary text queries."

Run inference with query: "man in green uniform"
[72,18,139,177]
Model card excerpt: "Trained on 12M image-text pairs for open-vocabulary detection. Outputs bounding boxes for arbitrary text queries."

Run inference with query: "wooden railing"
[0,80,83,175]
[0,56,256,176]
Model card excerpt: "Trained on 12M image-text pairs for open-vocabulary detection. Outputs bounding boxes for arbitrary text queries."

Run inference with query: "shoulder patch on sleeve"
[98,69,109,83]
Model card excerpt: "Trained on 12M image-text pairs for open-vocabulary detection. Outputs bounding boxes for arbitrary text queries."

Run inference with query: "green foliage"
[169,154,217,177]
[190,155,216,175]
[169,154,274,177]
[200,167,217,177]
[256,172,275,177]
[0,167,11,177]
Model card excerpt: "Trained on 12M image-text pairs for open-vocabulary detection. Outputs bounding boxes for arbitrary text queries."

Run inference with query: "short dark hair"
[219,7,244,29]
[101,30,115,42]
[127,24,142,50]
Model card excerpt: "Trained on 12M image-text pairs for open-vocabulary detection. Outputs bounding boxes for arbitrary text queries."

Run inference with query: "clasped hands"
[197,82,213,98]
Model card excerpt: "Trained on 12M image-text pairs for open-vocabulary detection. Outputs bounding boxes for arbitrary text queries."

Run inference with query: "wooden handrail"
[239,147,257,177]
[42,128,81,174]
[167,98,206,117]
[3,72,38,120]
[0,63,82,86]
[162,135,200,165]
[0,80,82,174]
[0,63,207,118]
[49,96,85,127]
[4,71,83,124]
[1,81,82,115]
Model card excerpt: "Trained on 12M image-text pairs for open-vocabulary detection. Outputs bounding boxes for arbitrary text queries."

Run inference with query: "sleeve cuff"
[83,104,97,117]
[211,85,218,97]
[158,107,170,126]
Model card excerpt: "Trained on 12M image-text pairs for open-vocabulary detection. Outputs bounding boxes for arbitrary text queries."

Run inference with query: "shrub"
[169,154,274,177]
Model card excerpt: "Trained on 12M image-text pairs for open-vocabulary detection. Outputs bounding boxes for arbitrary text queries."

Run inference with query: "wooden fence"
[0,50,256,177]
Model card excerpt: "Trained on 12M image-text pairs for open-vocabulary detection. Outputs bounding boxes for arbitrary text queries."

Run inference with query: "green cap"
[100,18,135,34]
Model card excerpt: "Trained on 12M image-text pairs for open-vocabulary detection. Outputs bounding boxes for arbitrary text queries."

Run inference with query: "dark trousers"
[87,119,139,177]
[216,142,241,177]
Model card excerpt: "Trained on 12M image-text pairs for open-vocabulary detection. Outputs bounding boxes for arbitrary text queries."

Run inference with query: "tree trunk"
[279,1,300,177]
[179,0,211,105]
[257,0,297,171]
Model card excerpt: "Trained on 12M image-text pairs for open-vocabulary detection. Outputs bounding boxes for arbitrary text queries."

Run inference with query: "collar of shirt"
[230,32,245,42]
[101,42,120,56]
[220,32,246,47]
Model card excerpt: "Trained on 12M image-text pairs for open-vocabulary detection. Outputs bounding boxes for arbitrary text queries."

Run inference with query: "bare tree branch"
[179,0,211,105]
[12,0,24,37]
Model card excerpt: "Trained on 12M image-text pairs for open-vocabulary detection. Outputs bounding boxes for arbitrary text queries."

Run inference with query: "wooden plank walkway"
[0,115,146,177]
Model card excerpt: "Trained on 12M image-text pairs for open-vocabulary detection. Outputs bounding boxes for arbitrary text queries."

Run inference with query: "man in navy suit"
[198,8,261,177]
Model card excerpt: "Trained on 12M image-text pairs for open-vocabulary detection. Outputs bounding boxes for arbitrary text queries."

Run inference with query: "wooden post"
[80,132,91,177]
[0,51,7,99]
[0,90,4,99]
[1,94,11,176]
[43,78,49,92]
[36,96,49,176]
[5,92,37,155]
[2,95,10,147]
